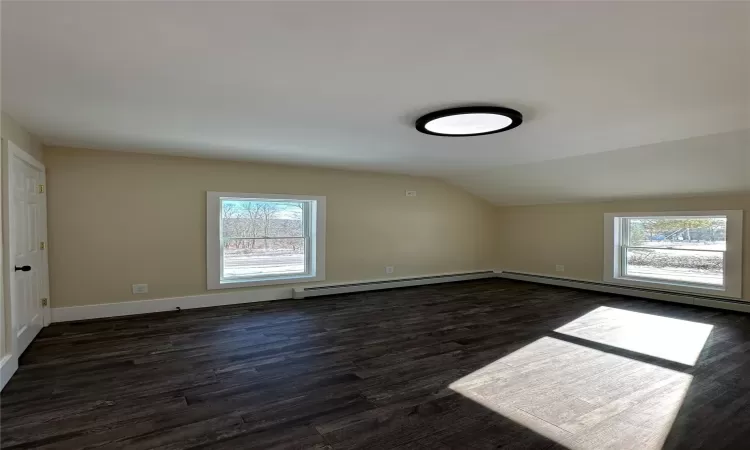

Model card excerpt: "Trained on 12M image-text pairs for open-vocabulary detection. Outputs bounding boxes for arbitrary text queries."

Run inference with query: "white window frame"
[604,210,743,298]
[207,192,326,290]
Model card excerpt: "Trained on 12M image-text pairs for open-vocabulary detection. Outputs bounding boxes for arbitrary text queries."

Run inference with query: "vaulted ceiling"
[2,1,749,204]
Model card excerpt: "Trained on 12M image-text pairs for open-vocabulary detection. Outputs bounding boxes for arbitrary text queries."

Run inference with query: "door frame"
[1,140,49,390]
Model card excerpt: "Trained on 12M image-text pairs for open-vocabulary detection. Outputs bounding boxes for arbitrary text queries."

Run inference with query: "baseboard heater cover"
[498,271,750,313]
[293,271,496,299]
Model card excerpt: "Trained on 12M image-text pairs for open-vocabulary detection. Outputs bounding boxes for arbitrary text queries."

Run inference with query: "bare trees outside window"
[207,192,325,290]
[621,217,727,286]
[221,200,307,279]
[604,211,741,298]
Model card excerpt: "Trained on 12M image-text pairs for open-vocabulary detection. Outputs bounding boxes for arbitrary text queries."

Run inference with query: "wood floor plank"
[2,279,749,449]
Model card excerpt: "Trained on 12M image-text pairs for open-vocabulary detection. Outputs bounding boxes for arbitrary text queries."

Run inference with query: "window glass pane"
[624,248,723,286]
[222,200,304,238]
[626,217,726,251]
[222,238,306,279]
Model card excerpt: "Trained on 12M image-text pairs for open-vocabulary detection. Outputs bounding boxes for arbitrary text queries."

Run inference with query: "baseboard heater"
[498,271,750,313]
[293,271,496,299]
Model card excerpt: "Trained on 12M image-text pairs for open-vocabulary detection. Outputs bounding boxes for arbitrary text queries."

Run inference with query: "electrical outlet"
[555,265,565,272]
[132,284,149,294]
[385,266,395,274]
[405,191,417,197]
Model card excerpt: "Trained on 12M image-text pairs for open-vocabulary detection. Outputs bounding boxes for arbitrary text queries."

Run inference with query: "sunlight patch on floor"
[450,337,693,450]
[555,306,713,366]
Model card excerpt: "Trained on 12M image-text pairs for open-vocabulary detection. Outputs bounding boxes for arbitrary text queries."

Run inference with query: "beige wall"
[495,194,750,301]
[35,144,750,308]
[44,147,497,307]
[1,112,44,162]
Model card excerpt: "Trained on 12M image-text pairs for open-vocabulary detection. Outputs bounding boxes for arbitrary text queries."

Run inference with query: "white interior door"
[7,143,48,357]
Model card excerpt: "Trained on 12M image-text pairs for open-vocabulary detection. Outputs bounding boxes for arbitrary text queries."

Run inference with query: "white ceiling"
[2,1,749,205]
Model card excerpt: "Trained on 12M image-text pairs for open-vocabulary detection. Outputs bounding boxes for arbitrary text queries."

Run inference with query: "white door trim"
[0,354,19,390]
[7,142,45,171]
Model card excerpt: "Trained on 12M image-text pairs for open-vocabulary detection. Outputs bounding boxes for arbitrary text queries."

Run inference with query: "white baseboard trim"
[1,354,19,391]
[51,286,293,323]
[497,270,750,313]
[293,270,496,299]
[50,270,498,322]
[47,269,750,323]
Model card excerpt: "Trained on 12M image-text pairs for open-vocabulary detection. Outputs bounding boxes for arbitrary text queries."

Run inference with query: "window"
[604,211,743,298]
[207,192,325,289]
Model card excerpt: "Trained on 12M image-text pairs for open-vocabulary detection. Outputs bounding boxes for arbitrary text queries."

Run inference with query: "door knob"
[15,265,31,272]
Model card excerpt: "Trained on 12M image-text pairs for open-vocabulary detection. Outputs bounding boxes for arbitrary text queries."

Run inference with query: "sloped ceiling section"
[448,129,750,206]
[1,1,749,205]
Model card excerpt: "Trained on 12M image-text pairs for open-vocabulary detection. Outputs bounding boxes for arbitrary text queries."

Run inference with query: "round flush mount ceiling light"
[415,106,523,137]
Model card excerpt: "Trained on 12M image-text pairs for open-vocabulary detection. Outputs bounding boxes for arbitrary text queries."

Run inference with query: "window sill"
[208,273,324,290]
[608,275,740,299]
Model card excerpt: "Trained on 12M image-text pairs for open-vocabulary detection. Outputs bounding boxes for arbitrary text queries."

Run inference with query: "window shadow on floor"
[435,281,750,450]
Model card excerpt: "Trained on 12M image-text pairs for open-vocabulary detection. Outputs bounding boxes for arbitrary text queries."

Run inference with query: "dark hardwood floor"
[2,279,750,449]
